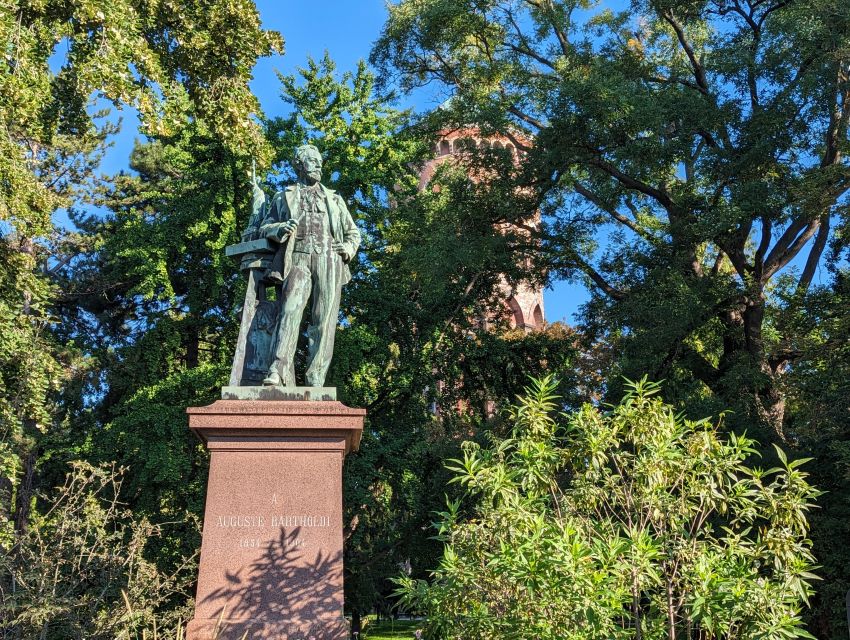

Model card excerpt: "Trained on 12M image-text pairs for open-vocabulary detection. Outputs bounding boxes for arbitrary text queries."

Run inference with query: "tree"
[371,0,850,438]
[0,0,281,600]
[372,2,850,630]
[398,376,821,640]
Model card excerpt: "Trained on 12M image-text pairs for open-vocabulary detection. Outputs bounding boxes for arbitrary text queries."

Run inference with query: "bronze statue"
[226,145,360,389]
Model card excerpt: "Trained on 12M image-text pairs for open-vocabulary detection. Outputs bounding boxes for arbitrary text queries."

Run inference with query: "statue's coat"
[260,183,360,285]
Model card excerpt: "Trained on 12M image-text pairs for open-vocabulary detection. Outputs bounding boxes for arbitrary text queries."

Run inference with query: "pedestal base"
[186,400,364,640]
[185,617,349,640]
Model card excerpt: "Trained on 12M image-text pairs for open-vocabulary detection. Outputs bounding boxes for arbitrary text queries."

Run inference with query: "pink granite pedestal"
[185,400,364,640]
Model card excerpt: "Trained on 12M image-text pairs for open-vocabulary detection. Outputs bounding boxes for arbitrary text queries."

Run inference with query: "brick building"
[418,128,546,331]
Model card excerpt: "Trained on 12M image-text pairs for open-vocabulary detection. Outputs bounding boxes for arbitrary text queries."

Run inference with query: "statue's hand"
[264,220,297,242]
[332,241,350,262]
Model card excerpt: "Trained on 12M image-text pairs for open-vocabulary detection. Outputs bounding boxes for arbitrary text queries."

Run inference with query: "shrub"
[397,377,820,640]
[0,462,195,639]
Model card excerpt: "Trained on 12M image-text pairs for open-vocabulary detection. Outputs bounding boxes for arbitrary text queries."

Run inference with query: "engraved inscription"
[238,537,265,549]
[216,515,266,527]
[270,515,330,527]
[215,506,330,549]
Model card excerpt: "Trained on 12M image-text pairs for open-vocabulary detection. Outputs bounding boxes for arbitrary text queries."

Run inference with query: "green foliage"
[88,365,223,571]
[0,462,194,639]
[0,2,283,628]
[372,0,850,434]
[269,53,424,210]
[398,377,820,640]
[779,272,850,637]
[373,2,850,631]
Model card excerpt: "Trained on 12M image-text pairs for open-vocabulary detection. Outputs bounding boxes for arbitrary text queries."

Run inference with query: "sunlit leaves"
[399,377,819,640]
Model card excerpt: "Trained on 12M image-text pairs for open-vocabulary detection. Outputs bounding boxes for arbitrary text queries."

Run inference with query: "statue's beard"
[302,169,322,184]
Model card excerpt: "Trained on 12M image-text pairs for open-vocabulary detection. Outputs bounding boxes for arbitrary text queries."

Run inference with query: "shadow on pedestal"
[185,400,364,640]
[190,528,346,639]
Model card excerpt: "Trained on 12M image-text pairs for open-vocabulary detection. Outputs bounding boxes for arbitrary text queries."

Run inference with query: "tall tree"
[0,0,282,601]
[372,0,850,436]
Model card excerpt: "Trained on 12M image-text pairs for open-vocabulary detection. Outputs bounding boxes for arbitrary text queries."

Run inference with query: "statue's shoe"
[262,371,281,386]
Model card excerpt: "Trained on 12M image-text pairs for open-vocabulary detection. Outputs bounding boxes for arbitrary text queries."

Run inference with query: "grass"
[361,618,422,639]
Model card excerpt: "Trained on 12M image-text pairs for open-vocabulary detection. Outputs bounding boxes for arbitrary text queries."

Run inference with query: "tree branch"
[660,10,710,95]
[797,214,830,293]
[711,249,726,275]
[503,128,533,152]
[714,235,751,281]
[763,217,821,281]
[644,74,707,95]
[573,255,626,300]
[506,103,545,131]
[586,155,676,210]
[753,217,772,281]
[573,182,656,242]
[504,42,557,71]
[654,291,747,382]
[523,0,571,57]
[758,1,792,28]
[501,5,557,70]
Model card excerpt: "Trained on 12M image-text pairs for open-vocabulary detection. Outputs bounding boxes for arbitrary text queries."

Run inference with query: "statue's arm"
[336,195,360,262]
[259,193,296,242]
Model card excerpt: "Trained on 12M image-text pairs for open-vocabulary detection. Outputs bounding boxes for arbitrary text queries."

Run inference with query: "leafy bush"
[397,377,820,640]
[0,462,195,639]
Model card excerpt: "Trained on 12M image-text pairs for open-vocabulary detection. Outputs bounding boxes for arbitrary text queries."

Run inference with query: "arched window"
[532,304,544,328]
[505,143,515,157]
[457,137,476,152]
[439,139,451,155]
[507,297,524,329]
[493,140,504,150]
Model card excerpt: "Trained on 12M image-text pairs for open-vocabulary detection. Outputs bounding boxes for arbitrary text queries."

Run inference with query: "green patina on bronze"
[220,386,337,401]
[226,144,360,389]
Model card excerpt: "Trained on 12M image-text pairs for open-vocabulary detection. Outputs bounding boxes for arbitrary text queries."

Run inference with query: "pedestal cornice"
[187,400,365,453]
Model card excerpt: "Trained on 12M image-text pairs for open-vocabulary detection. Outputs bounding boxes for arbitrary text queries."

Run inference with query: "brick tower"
[418,128,546,331]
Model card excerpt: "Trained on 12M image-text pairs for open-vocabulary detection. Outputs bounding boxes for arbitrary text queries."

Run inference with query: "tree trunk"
[742,294,787,440]
[185,323,200,369]
[351,610,361,636]
[633,584,642,640]
[13,449,36,536]
[666,577,676,640]
[716,292,787,440]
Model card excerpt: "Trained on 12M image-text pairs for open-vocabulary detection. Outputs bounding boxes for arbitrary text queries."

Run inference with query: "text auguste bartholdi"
[216,514,331,528]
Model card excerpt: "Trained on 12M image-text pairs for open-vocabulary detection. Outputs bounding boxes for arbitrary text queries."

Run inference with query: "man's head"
[294,144,323,184]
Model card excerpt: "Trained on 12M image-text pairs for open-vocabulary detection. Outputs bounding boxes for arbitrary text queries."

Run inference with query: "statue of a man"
[251,144,360,387]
